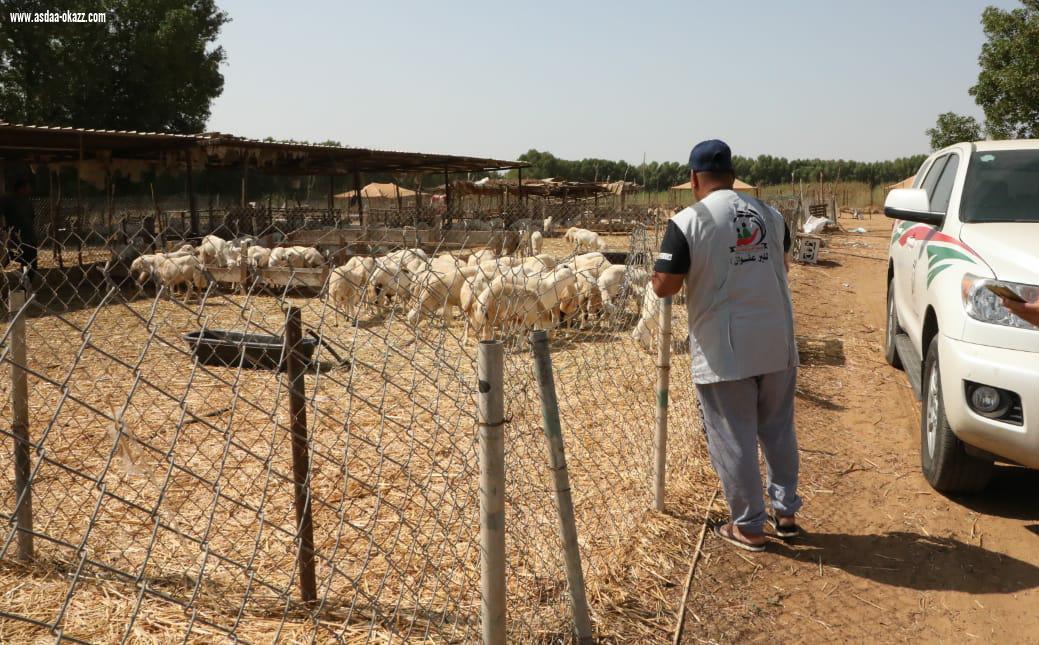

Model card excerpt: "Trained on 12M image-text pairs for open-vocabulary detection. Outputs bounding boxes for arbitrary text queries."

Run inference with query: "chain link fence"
[0,206,712,642]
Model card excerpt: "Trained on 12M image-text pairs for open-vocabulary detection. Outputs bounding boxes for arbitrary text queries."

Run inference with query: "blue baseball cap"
[688,139,733,173]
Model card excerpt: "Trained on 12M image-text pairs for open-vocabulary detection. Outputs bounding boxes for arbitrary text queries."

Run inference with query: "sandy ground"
[673,215,1039,642]
[1,221,1035,642]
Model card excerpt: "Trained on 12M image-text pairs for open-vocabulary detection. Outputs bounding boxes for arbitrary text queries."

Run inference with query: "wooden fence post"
[284,306,316,604]
[529,330,594,643]
[477,340,506,645]
[9,290,34,561]
[653,296,673,512]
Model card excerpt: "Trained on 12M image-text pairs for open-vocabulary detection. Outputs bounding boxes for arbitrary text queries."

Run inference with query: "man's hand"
[652,271,684,298]
[1003,297,1039,327]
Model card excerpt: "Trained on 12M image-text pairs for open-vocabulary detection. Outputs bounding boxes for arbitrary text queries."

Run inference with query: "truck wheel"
[920,336,993,493]
[884,280,903,369]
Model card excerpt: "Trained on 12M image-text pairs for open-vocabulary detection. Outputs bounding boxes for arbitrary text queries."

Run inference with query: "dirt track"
[676,215,1039,643]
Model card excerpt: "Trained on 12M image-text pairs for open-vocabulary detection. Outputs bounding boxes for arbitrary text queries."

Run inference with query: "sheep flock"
[122,229,666,349]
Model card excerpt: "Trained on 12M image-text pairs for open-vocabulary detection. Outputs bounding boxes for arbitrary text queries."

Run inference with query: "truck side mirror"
[884,188,944,226]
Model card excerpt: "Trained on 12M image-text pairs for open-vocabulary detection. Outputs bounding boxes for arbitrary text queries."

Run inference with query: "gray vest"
[671,190,797,383]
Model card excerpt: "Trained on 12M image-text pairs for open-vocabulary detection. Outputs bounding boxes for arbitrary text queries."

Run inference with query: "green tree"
[0,0,229,133]
[969,0,1039,138]
[925,112,983,150]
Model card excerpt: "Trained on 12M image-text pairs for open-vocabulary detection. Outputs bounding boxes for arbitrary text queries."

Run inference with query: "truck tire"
[920,336,993,493]
[884,279,903,369]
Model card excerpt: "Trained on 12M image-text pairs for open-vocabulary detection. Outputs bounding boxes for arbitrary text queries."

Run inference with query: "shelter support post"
[443,167,452,228]
[517,167,523,217]
[76,135,83,265]
[240,150,248,208]
[354,170,365,236]
[394,179,402,225]
[186,153,199,237]
[328,175,334,223]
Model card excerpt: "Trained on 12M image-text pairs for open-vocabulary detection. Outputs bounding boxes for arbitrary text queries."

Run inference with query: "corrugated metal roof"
[0,122,528,173]
[0,121,199,139]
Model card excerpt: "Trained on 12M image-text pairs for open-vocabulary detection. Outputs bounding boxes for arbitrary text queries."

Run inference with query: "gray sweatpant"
[696,366,802,534]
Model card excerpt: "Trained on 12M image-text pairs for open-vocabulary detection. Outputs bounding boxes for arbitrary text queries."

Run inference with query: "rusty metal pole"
[529,330,594,643]
[284,306,316,603]
[8,289,33,561]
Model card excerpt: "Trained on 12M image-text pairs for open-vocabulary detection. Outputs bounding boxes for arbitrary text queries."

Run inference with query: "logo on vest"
[730,206,769,265]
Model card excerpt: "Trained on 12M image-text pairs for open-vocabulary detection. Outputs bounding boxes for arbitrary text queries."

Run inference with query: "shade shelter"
[0,122,527,233]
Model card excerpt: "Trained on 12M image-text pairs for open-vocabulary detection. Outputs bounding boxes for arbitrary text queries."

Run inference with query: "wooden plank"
[257,267,329,289]
[206,265,248,286]
[280,228,522,256]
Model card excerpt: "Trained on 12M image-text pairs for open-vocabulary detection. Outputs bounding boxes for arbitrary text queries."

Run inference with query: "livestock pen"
[0,125,716,643]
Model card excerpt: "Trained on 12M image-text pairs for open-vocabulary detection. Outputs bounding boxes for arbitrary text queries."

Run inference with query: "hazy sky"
[207,0,1014,164]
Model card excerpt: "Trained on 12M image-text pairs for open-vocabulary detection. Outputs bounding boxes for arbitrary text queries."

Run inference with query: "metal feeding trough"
[183,330,318,371]
[603,251,649,265]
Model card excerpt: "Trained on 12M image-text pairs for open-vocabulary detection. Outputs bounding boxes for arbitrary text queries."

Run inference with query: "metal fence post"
[9,289,33,561]
[529,331,594,643]
[477,340,506,645]
[653,296,673,512]
[284,306,316,604]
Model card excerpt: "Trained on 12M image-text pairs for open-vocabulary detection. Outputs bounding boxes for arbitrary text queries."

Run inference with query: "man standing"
[652,140,801,552]
[1,177,39,279]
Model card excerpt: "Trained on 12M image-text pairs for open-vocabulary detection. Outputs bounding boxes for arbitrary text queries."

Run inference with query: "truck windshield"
[961,149,1039,223]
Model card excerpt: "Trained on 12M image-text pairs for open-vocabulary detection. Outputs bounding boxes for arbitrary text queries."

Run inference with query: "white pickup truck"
[884,140,1039,493]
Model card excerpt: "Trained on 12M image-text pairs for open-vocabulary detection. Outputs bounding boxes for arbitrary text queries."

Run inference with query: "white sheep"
[155,254,207,300]
[459,262,528,328]
[565,252,612,277]
[129,250,193,285]
[521,254,558,275]
[597,266,650,310]
[326,256,377,324]
[406,264,480,325]
[565,227,607,252]
[268,246,324,269]
[370,257,417,309]
[530,230,543,255]
[499,267,580,326]
[430,253,464,273]
[467,249,498,267]
[632,284,663,352]
[130,253,164,285]
[543,215,553,231]
[385,248,429,273]
[573,269,604,324]
[471,279,547,341]
[247,246,272,268]
[197,234,229,267]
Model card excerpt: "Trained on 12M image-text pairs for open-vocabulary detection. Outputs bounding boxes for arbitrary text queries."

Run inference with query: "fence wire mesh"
[0,208,711,643]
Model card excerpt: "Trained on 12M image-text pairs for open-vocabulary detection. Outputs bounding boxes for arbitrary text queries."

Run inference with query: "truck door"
[894,154,949,340]
[909,153,961,339]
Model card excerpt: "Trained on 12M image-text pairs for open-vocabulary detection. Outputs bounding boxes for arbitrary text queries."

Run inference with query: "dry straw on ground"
[1,230,714,643]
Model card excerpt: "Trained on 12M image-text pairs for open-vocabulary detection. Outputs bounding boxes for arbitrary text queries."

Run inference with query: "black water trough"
[604,251,650,265]
[184,330,318,371]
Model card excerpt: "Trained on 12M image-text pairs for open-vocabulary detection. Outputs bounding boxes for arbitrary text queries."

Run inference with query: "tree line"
[511,149,927,190]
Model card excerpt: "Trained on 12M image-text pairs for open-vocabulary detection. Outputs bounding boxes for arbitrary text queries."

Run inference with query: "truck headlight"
[961,274,1039,329]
